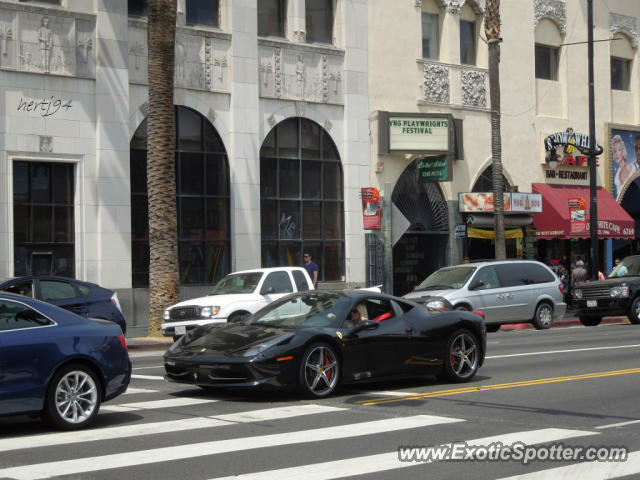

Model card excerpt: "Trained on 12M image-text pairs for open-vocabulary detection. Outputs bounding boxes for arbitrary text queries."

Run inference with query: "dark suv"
[573,255,640,326]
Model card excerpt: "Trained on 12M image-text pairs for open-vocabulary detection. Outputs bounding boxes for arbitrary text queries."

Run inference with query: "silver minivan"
[403,260,567,331]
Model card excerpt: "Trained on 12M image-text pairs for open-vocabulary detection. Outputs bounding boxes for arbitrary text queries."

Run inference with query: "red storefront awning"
[531,184,634,240]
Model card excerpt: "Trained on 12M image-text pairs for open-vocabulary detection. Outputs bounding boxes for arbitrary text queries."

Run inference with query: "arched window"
[610,33,633,91]
[472,165,510,192]
[535,19,562,80]
[260,118,344,281]
[130,106,230,287]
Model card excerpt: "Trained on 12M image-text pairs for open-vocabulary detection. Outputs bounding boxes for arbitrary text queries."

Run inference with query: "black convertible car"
[164,291,486,397]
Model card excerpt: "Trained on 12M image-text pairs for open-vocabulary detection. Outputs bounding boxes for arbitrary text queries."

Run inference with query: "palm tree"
[485,0,506,259]
[146,0,179,336]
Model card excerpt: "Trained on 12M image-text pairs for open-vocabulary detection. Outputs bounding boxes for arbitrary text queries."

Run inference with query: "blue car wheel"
[44,363,102,430]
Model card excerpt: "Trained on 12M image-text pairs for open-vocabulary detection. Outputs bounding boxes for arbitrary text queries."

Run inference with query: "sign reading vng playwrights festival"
[389,117,450,151]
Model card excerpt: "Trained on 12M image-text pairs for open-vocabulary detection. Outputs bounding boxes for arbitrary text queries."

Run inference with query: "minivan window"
[495,264,528,287]
[414,266,476,291]
[524,264,555,284]
[473,266,500,290]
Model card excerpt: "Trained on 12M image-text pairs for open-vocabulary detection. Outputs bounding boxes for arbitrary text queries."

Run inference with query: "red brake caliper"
[324,353,332,380]
[450,346,457,368]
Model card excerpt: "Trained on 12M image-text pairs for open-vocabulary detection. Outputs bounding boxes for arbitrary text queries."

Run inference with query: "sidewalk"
[125,314,631,350]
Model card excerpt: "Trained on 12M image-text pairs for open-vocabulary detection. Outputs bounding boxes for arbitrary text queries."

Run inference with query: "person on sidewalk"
[571,260,588,288]
[302,252,319,288]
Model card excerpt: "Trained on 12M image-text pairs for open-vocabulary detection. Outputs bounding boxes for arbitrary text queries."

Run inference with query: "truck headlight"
[163,309,170,320]
[610,286,629,297]
[573,289,582,299]
[201,306,221,318]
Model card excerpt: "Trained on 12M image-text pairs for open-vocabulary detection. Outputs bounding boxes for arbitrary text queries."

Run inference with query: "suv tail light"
[111,292,123,313]
[119,333,127,349]
[558,283,565,295]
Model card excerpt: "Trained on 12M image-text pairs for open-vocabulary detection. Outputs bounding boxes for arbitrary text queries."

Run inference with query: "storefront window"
[258,0,285,37]
[260,118,344,281]
[130,106,230,287]
[13,161,75,277]
[186,0,219,27]
[306,0,333,44]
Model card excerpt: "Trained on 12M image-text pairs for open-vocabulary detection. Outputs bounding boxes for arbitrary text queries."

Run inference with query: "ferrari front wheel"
[442,329,479,383]
[299,343,340,398]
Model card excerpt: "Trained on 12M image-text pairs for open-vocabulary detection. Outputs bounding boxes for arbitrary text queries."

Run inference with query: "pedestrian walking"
[571,260,588,288]
[302,251,319,288]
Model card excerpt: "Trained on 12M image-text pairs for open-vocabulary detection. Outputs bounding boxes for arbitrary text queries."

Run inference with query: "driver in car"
[349,303,368,326]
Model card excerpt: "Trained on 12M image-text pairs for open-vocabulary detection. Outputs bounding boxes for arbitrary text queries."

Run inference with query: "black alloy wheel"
[441,329,479,383]
[579,315,602,327]
[44,363,102,430]
[299,342,340,398]
[532,302,553,330]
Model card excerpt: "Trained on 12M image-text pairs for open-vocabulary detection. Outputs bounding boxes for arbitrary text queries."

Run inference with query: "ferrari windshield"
[212,273,263,294]
[248,293,350,329]
[413,266,477,291]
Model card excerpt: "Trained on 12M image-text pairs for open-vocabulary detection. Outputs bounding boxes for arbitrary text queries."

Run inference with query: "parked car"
[0,292,131,430]
[161,267,314,340]
[0,276,127,334]
[573,255,640,326]
[164,290,486,397]
[403,260,566,331]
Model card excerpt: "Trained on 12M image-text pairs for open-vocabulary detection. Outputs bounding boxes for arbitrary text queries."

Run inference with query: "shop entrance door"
[391,161,449,297]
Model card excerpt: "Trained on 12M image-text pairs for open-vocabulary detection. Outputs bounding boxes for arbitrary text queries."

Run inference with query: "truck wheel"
[579,315,602,327]
[532,302,553,330]
[228,312,249,323]
[629,297,640,324]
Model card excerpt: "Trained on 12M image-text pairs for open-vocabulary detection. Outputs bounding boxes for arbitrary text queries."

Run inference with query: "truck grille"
[578,285,612,299]
[168,306,201,321]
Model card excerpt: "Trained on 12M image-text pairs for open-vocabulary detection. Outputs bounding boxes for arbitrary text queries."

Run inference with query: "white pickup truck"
[161,267,314,340]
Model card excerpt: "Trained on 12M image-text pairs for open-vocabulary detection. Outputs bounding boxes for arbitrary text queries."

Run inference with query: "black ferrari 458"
[164,290,486,397]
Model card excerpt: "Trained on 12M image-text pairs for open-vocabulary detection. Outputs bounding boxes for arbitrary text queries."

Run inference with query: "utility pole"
[587,0,599,280]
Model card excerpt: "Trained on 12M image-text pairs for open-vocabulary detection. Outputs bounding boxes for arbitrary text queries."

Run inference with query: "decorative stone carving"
[442,0,463,15]
[77,36,92,64]
[39,135,53,153]
[415,0,422,7]
[0,23,12,59]
[205,37,212,89]
[329,69,341,94]
[610,13,638,49]
[267,114,276,128]
[260,60,272,87]
[423,63,449,104]
[323,119,332,132]
[274,47,282,98]
[534,0,566,36]
[321,55,328,103]
[174,33,207,90]
[207,107,216,123]
[461,69,486,107]
[294,30,306,43]
[129,41,145,70]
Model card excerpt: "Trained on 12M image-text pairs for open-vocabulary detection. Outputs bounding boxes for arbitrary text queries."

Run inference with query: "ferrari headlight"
[610,286,629,298]
[426,299,448,310]
[243,333,295,357]
[201,306,221,318]
[573,289,582,299]
[163,309,170,320]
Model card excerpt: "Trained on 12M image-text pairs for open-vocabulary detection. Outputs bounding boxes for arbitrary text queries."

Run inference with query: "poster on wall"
[607,124,640,201]
[568,197,587,234]
[361,187,381,230]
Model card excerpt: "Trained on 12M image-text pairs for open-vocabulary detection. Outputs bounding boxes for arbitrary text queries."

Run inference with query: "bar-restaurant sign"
[378,112,454,154]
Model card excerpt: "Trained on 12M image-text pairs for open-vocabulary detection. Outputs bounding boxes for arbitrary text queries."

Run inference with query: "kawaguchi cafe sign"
[542,129,602,186]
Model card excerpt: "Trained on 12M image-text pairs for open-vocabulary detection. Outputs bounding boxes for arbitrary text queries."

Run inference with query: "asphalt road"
[1,323,639,479]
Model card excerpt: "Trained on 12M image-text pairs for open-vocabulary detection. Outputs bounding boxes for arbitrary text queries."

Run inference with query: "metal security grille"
[365,233,384,287]
[391,160,449,233]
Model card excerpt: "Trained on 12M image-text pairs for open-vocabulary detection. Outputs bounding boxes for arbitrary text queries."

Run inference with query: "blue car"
[0,293,131,430]
[0,275,127,334]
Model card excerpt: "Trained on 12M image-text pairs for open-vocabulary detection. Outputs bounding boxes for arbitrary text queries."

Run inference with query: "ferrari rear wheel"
[44,363,102,430]
[442,329,479,383]
[299,343,340,398]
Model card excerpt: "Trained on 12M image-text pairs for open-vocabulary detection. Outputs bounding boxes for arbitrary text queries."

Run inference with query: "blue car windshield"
[248,293,350,329]
[413,266,477,291]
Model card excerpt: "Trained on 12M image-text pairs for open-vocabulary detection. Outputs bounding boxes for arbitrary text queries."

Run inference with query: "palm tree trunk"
[485,0,506,260]
[147,0,179,336]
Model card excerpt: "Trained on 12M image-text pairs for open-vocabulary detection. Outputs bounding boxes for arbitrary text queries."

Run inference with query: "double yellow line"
[357,367,640,406]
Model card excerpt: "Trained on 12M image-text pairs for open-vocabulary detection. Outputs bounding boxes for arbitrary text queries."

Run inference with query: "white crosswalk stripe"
[0,404,346,452]
[130,374,164,380]
[123,387,158,394]
[496,450,640,480]
[209,428,598,480]
[101,397,217,412]
[0,414,462,480]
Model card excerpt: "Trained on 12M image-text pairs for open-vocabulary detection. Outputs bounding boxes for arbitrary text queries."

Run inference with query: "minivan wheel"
[579,315,602,327]
[532,303,553,330]
[628,297,640,324]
